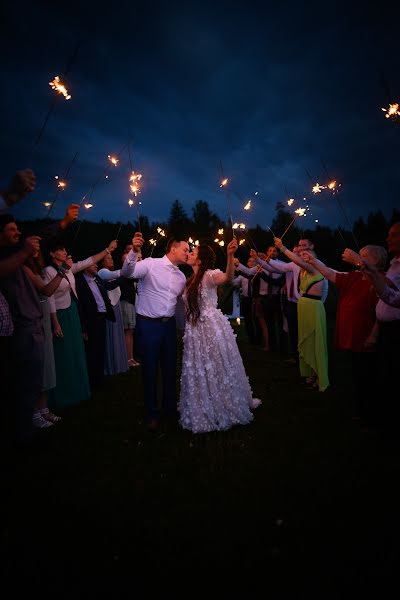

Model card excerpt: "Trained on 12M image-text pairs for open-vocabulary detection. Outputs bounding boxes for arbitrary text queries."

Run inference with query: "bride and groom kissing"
[121,232,260,433]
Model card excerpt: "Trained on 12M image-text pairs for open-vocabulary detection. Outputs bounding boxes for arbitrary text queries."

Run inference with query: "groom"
[122,232,189,430]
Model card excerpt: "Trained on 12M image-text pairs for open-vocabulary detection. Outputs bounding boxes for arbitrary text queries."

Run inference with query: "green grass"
[4,323,400,592]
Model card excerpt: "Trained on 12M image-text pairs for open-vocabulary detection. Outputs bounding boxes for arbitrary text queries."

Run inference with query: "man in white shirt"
[122,232,189,430]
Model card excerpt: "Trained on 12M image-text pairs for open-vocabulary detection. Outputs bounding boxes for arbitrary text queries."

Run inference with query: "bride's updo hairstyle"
[186,244,216,325]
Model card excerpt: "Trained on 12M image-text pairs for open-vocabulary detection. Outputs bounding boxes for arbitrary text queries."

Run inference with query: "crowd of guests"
[0,169,140,447]
[1,168,400,445]
[233,225,400,432]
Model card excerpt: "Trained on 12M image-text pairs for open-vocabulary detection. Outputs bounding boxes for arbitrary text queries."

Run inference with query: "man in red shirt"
[303,245,387,426]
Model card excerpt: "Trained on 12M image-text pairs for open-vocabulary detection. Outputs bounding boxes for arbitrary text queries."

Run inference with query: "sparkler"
[382,103,400,119]
[49,76,71,100]
[128,145,142,233]
[108,155,119,167]
[219,161,234,237]
[188,237,200,250]
[149,227,166,257]
[45,152,78,218]
[244,200,252,210]
[280,207,308,240]
[312,183,326,194]
[320,158,359,250]
[33,43,80,149]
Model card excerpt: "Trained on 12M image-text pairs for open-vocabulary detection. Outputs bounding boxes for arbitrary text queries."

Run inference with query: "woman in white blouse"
[43,238,117,408]
[97,252,129,374]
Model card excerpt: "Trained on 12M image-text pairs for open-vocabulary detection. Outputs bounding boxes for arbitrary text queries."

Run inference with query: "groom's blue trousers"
[135,315,178,420]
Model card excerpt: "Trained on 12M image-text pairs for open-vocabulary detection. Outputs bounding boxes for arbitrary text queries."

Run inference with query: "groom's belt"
[137,313,174,322]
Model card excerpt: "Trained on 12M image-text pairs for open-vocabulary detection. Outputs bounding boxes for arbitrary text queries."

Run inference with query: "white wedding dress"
[179,270,261,433]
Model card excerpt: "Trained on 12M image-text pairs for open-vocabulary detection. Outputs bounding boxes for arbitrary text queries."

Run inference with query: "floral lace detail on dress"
[179,270,261,433]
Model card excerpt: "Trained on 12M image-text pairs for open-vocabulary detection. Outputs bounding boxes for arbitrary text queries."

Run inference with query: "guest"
[43,239,117,408]
[304,245,387,421]
[75,263,117,388]
[0,217,44,445]
[23,250,69,428]
[98,253,129,375]
[119,250,141,367]
[343,224,400,430]
[274,237,329,391]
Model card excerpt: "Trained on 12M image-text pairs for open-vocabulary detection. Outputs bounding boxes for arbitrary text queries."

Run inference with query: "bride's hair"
[186,244,216,325]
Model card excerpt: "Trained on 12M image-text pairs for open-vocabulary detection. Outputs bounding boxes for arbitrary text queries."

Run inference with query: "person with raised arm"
[274,236,329,392]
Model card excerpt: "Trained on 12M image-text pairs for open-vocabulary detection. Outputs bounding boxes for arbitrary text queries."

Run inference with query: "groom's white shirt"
[121,251,186,318]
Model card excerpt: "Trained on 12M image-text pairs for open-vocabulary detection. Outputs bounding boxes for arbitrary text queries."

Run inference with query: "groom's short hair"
[166,237,186,254]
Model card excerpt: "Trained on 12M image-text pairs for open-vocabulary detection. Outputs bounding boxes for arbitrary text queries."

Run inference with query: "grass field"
[4,321,400,593]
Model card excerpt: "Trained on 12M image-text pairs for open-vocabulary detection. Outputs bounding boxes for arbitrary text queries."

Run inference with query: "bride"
[179,237,261,433]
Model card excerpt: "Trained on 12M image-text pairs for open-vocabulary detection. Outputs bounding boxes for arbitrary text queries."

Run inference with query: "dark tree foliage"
[16,198,396,271]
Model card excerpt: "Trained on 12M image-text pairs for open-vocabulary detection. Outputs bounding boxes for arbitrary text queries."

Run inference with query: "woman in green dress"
[274,237,329,392]
[43,239,117,409]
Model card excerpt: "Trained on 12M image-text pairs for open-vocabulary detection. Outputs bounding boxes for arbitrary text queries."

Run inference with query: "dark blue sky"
[2,1,400,232]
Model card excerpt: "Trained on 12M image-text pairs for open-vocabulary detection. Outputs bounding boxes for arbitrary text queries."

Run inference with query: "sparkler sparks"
[157,227,166,237]
[295,207,307,217]
[42,202,51,208]
[382,103,400,119]
[287,198,295,206]
[312,183,326,194]
[84,203,93,209]
[218,228,224,235]
[149,239,157,246]
[128,199,134,207]
[220,178,228,188]
[244,200,252,210]
[129,171,142,196]
[54,175,67,189]
[108,155,119,167]
[236,318,241,325]
[49,76,71,100]
[238,239,245,245]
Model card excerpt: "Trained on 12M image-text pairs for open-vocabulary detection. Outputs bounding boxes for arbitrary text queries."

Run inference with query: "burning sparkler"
[220,178,228,188]
[84,203,93,210]
[244,200,252,210]
[312,183,327,194]
[54,175,67,189]
[149,227,167,257]
[382,103,400,119]
[108,155,119,167]
[129,171,142,196]
[280,206,308,239]
[287,198,295,206]
[42,202,51,208]
[238,239,245,245]
[218,228,224,235]
[49,76,71,100]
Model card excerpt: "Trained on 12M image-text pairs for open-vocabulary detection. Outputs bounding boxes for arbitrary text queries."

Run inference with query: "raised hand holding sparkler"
[131,232,145,253]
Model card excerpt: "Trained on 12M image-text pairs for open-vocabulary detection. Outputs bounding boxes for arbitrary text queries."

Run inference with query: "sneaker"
[41,409,62,423]
[33,413,53,429]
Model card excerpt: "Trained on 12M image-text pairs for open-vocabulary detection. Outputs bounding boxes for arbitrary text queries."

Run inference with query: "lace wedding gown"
[179,270,261,433]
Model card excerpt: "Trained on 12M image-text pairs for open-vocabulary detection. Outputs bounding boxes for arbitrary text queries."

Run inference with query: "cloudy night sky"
[2,1,400,232]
